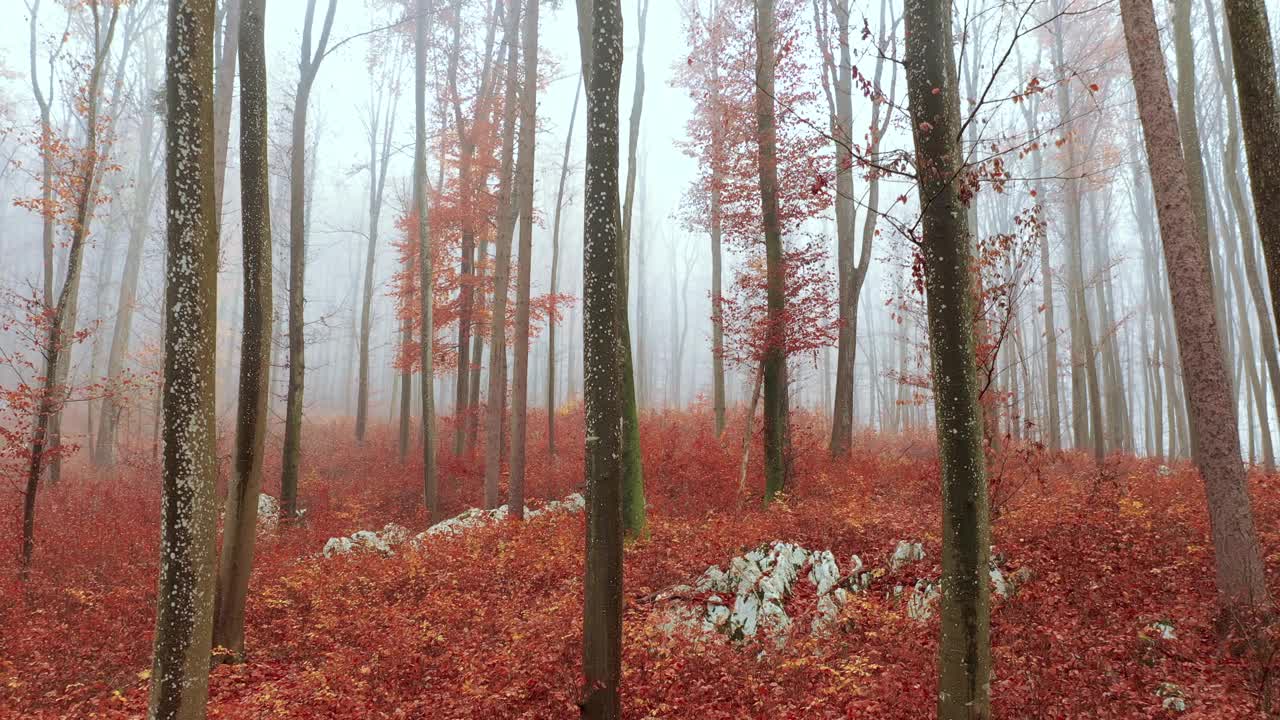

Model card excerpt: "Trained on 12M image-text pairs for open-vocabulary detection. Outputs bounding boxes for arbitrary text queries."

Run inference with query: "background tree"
[280,0,337,520]
[508,0,539,519]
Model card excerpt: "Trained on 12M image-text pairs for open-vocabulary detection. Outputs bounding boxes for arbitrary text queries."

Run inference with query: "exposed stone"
[256,494,280,533]
[889,540,925,571]
[324,493,588,557]
[655,540,871,646]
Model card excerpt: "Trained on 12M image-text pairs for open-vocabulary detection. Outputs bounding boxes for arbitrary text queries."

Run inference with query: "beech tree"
[147,0,219,715]
[508,0,538,519]
[213,0,271,663]
[576,0,625,712]
[483,0,520,510]
[902,0,991,715]
[1119,0,1269,624]
[414,0,439,519]
[754,0,790,501]
[280,0,338,520]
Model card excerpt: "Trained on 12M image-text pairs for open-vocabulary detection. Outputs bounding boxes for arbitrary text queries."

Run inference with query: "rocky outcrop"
[321,493,586,558]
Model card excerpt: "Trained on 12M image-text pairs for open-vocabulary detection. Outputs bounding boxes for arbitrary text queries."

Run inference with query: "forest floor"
[2,408,1277,719]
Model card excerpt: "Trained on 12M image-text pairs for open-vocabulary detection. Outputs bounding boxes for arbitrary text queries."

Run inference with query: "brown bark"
[508,0,539,519]
[903,0,992,713]
[1120,0,1269,612]
[484,0,521,510]
[755,0,790,502]
[147,0,219,714]
[576,0,625,712]
[213,0,271,662]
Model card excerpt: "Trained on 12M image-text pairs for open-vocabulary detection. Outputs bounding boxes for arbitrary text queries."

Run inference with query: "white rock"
[1150,621,1177,641]
[656,540,870,645]
[257,494,280,532]
[890,541,926,571]
[906,579,940,621]
[990,566,1008,598]
[1162,697,1186,712]
[322,536,354,558]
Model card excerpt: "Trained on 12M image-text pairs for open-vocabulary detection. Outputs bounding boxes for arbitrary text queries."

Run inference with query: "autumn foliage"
[2,410,1276,718]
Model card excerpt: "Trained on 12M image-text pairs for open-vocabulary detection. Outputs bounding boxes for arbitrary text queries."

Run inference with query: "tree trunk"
[577,0,625,713]
[355,55,398,445]
[415,0,439,521]
[903,0,992,714]
[485,0,521,509]
[508,0,539,520]
[280,0,337,519]
[755,0,790,502]
[147,0,219,713]
[618,0,649,537]
[213,0,271,662]
[548,78,582,455]
[1120,0,1269,614]
[1221,0,1280,350]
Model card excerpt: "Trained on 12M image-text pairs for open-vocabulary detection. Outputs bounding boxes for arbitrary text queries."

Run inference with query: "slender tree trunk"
[415,0,439,520]
[903,0,991,714]
[618,0,649,536]
[355,61,398,445]
[508,0,539,519]
[213,0,271,662]
[755,0,790,502]
[1121,0,1269,615]
[280,0,337,519]
[147,0,219,714]
[485,0,521,509]
[548,79,582,455]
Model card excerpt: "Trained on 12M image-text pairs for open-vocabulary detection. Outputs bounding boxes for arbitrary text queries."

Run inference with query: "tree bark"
[903,0,992,714]
[1221,0,1280,350]
[618,0,649,538]
[147,0,219,714]
[485,0,521,509]
[755,0,790,503]
[1121,0,1269,613]
[415,0,439,521]
[576,0,625,713]
[508,0,539,520]
[213,0,271,662]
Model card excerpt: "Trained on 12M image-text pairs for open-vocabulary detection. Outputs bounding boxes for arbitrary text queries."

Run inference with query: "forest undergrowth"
[2,408,1276,718]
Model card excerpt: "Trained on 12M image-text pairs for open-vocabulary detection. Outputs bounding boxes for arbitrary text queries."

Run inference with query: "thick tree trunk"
[213,0,271,662]
[147,0,219,714]
[508,0,539,520]
[577,0,625,713]
[903,0,992,714]
[755,0,790,502]
[1121,0,1269,613]
[1221,0,1280,347]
